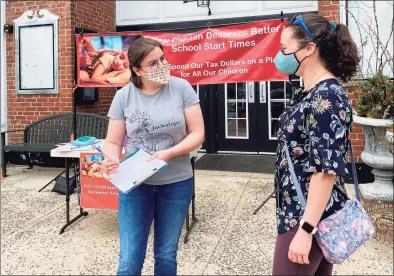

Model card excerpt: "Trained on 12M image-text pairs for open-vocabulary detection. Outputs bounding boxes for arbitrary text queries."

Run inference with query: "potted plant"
[353,74,393,201]
[347,1,394,202]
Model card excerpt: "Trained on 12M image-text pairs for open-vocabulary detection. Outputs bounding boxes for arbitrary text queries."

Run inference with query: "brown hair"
[287,13,360,82]
[127,37,163,89]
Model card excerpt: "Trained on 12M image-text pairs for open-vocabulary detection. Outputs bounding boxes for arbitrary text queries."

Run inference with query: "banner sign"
[80,153,118,210]
[76,19,287,87]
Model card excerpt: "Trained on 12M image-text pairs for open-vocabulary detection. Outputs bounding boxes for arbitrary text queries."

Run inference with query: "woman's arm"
[101,119,126,177]
[301,173,335,226]
[81,37,95,52]
[103,118,126,160]
[149,103,204,161]
[91,63,107,80]
[107,70,131,84]
[288,173,335,264]
[169,103,205,157]
[79,70,90,81]
[93,69,129,84]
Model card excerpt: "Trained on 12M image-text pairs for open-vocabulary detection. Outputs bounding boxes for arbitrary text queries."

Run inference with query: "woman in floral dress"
[271,13,360,275]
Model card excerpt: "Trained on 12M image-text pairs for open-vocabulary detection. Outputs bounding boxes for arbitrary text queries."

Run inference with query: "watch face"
[302,221,314,233]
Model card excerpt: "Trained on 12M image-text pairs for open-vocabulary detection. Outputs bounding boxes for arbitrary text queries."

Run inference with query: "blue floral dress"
[275,78,352,234]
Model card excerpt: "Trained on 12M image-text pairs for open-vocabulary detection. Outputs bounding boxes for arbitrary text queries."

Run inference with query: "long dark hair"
[288,13,360,82]
[127,37,163,89]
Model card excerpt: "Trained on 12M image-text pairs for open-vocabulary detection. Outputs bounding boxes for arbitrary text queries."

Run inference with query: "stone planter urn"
[353,115,394,202]
[386,128,394,145]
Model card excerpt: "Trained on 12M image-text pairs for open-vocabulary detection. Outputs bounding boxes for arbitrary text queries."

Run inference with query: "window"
[268,76,303,139]
[225,82,250,139]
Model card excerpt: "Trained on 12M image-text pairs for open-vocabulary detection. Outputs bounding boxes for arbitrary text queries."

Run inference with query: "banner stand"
[184,157,197,244]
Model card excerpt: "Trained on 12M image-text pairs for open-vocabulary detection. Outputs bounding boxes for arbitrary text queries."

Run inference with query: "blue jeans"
[117,178,193,276]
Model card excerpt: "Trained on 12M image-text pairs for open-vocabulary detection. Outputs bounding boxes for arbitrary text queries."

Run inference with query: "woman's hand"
[147,150,173,162]
[80,37,95,53]
[288,228,313,264]
[80,52,98,67]
[101,157,120,179]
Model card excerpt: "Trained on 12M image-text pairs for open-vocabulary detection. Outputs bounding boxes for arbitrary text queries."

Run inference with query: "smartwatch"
[300,218,318,234]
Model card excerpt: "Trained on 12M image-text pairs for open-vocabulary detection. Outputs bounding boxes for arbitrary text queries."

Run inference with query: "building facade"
[2,0,390,164]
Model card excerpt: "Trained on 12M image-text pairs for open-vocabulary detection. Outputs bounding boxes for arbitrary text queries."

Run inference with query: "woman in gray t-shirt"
[101,38,204,276]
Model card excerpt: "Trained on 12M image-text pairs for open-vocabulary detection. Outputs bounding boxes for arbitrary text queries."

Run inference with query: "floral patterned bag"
[284,140,374,264]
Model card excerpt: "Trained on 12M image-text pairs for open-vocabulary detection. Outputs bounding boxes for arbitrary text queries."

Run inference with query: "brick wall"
[346,86,365,163]
[318,0,364,162]
[5,0,116,144]
[5,1,74,143]
[318,0,340,23]
[71,0,117,116]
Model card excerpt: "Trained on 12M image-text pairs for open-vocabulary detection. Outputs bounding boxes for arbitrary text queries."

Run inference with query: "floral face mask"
[145,63,171,84]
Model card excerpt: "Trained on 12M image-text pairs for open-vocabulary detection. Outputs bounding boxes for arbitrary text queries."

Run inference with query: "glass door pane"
[225,82,250,139]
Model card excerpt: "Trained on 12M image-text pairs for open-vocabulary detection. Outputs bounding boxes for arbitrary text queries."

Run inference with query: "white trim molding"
[339,0,347,25]
[1,1,7,132]
[225,82,250,140]
[14,9,59,94]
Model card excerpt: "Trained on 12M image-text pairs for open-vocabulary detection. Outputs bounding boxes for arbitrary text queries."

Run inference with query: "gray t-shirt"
[107,76,200,185]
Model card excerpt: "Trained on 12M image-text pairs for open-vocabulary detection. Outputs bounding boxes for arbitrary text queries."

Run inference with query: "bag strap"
[348,140,361,201]
[284,141,307,209]
[283,140,360,210]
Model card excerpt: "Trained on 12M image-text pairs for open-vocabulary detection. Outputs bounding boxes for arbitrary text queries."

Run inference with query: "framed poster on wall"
[14,9,59,94]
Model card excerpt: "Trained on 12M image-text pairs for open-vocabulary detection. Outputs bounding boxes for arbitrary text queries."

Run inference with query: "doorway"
[216,77,303,154]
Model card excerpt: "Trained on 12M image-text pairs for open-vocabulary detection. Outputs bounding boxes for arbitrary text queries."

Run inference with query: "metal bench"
[1,112,109,177]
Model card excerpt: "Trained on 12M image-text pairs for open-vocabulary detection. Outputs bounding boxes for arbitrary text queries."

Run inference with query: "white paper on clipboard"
[103,149,168,194]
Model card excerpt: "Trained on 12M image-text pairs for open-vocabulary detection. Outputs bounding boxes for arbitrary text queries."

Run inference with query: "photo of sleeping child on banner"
[77,34,140,87]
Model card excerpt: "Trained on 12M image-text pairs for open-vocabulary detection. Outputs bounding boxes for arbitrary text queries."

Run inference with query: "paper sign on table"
[80,152,118,210]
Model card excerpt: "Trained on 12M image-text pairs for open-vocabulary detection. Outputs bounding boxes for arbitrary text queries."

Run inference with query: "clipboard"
[102,149,168,194]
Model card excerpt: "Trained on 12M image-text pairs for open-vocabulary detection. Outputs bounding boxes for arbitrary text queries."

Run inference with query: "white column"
[339,0,347,25]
